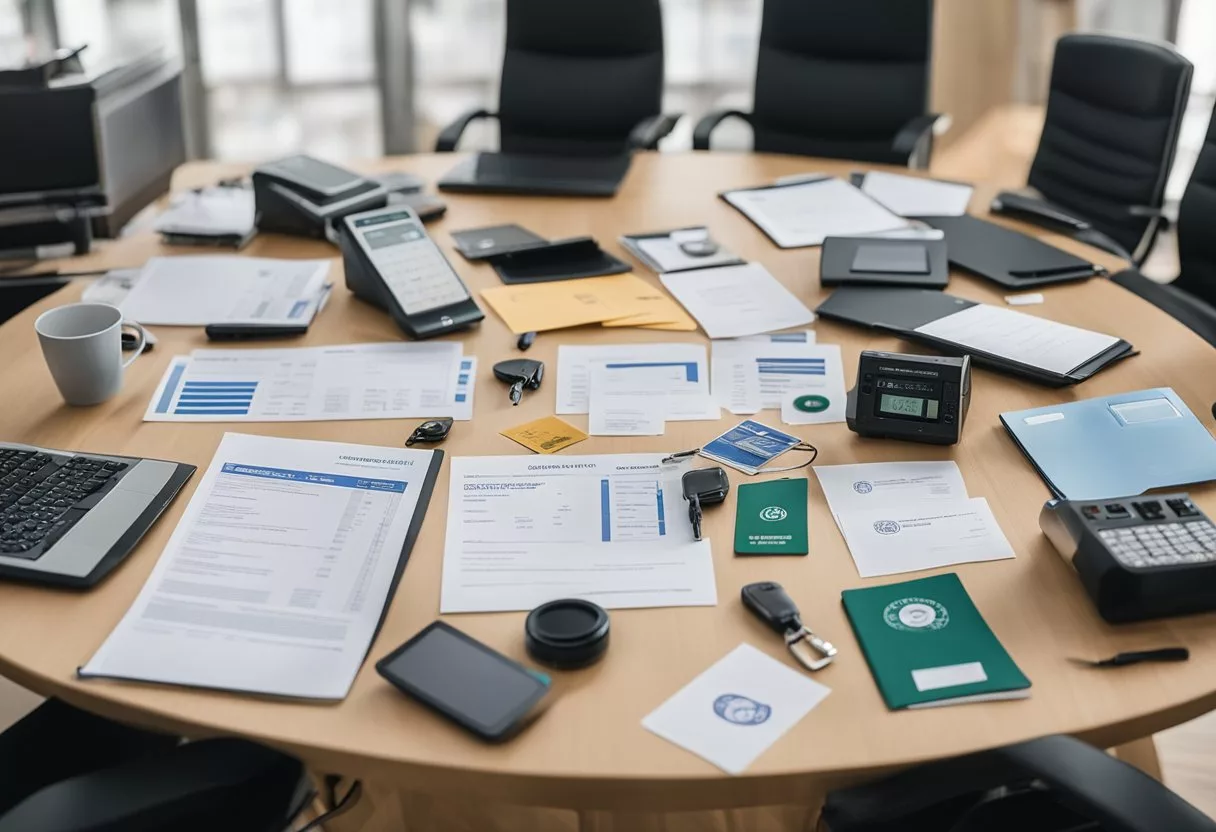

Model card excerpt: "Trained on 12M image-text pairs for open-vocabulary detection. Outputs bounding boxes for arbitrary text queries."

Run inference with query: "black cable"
[294,778,363,832]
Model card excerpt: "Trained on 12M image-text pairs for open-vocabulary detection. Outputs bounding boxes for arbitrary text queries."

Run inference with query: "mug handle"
[120,321,148,369]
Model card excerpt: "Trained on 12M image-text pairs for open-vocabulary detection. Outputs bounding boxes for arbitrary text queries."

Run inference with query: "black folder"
[816,287,1135,386]
[920,215,1107,289]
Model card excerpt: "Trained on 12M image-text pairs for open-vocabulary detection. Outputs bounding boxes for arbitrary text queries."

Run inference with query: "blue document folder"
[1000,388,1216,500]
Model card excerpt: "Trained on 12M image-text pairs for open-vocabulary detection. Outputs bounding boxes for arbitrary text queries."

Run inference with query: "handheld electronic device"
[1040,493,1216,623]
[340,205,484,339]
[846,351,970,445]
[682,467,730,541]
[253,154,387,240]
[493,359,543,405]
[376,621,551,742]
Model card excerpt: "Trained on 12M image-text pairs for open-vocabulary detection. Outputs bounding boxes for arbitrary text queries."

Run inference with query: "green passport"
[842,573,1031,709]
[734,478,808,555]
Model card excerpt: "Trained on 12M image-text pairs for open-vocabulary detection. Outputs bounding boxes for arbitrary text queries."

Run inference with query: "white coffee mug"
[35,303,148,406]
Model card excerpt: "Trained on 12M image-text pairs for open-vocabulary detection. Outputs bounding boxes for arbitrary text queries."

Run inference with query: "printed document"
[814,461,970,533]
[722,178,909,248]
[145,343,475,422]
[441,454,717,613]
[588,363,668,436]
[859,171,974,217]
[713,341,842,415]
[660,264,815,339]
[556,343,718,420]
[915,304,1120,375]
[119,256,330,326]
[80,433,438,699]
[836,497,1015,577]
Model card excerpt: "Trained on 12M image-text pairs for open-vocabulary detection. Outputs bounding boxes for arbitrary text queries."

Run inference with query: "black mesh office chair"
[693,0,940,168]
[0,699,309,832]
[434,0,679,155]
[820,734,1216,832]
[993,34,1192,266]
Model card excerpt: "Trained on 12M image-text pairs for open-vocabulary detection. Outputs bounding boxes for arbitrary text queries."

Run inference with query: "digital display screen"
[362,223,424,250]
[379,625,546,732]
[879,393,940,421]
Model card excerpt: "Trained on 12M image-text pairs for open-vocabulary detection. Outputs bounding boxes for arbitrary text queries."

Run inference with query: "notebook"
[842,573,1031,709]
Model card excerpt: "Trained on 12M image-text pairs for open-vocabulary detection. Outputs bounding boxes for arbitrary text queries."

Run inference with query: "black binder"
[816,287,1135,386]
[920,215,1107,289]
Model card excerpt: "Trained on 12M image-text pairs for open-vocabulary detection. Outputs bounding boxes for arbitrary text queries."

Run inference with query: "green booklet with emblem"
[734,478,808,555]
[842,573,1030,709]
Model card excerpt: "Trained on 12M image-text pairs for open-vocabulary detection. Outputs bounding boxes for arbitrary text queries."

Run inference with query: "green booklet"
[842,573,1030,709]
[734,478,808,555]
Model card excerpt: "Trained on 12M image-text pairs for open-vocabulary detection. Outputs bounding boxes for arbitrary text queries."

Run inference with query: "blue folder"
[1000,388,1216,500]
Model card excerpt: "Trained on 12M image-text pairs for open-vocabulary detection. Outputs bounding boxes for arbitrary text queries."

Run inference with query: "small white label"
[1110,398,1181,425]
[1005,293,1045,306]
[912,661,988,692]
[1024,412,1065,425]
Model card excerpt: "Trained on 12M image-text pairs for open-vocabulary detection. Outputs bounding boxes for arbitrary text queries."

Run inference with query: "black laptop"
[437,152,632,197]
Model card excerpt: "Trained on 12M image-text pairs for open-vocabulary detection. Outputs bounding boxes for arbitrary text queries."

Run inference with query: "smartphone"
[376,621,551,742]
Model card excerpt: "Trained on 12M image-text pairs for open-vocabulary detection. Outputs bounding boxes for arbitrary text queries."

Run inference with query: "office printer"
[253,155,387,241]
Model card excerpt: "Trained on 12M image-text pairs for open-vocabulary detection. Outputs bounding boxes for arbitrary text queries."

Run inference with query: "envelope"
[480,274,662,334]
[601,286,698,331]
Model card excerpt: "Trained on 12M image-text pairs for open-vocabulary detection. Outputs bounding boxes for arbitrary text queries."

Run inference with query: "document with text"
[80,433,442,699]
[441,454,717,613]
[556,343,718,421]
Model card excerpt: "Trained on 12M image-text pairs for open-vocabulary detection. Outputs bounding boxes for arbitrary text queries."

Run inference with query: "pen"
[661,449,700,464]
[1069,647,1189,668]
[517,331,536,351]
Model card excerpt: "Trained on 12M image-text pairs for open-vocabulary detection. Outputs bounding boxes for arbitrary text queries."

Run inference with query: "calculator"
[340,205,484,339]
[1040,493,1216,623]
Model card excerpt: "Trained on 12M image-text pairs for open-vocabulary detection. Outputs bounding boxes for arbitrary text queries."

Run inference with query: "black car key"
[493,359,544,406]
[741,581,837,671]
[681,467,729,541]
[406,418,453,447]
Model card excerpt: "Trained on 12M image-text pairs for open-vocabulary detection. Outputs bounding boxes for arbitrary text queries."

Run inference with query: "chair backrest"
[1175,101,1216,305]
[497,0,664,157]
[749,0,933,163]
[1028,34,1192,260]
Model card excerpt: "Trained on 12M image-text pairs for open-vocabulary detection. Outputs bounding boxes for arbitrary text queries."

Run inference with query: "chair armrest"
[891,113,942,169]
[628,113,681,151]
[692,109,751,151]
[0,738,308,832]
[991,191,1133,263]
[434,109,495,153]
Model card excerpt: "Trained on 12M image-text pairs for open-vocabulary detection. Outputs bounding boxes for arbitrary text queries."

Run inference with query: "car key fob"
[741,581,837,671]
[493,359,544,406]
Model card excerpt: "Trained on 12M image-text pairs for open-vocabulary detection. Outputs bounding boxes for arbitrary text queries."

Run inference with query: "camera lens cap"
[525,599,610,669]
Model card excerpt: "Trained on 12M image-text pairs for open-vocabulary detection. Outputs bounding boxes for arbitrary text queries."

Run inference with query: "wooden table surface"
[1,152,1215,812]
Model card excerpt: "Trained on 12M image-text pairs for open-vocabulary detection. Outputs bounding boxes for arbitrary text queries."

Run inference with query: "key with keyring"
[741,581,837,671]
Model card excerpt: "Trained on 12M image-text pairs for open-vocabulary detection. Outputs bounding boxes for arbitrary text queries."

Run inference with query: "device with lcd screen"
[846,351,970,445]
[340,204,484,339]
[376,621,552,742]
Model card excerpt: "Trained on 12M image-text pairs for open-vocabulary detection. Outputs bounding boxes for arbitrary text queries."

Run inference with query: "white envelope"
[814,461,969,533]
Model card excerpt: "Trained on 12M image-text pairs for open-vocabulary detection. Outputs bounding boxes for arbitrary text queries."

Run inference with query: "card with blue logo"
[641,643,830,774]
[699,420,803,475]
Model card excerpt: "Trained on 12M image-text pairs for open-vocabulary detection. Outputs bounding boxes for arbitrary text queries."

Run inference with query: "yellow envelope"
[501,416,588,454]
[601,289,697,331]
[480,274,659,334]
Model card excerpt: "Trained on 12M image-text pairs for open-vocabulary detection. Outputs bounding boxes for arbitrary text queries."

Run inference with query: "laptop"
[437,152,632,197]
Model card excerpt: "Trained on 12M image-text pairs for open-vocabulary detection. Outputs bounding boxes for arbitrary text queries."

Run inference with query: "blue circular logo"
[873,520,901,535]
[713,694,771,726]
[853,481,873,494]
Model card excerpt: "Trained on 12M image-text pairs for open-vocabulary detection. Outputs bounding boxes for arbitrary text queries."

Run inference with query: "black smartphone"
[376,621,551,742]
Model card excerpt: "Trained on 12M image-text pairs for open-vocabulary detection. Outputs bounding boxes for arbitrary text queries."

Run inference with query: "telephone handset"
[340,205,484,340]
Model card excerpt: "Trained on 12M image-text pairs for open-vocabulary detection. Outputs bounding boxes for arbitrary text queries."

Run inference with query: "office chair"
[692,0,940,169]
[992,34,1192,266]
[434,0,679,156]
[820,734,1216,832]
[0,699,310,832]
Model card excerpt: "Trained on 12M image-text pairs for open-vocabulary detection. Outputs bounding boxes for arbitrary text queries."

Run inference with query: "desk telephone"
[340,205,484,339]
[253,154,387,240]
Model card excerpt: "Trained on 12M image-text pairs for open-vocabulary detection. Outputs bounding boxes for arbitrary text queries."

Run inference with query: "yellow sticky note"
[480,274,659,334]
[501,416,589,454]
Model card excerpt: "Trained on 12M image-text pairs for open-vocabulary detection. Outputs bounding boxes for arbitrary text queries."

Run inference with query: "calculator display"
[351,210,470,315]
[874,379,941,422]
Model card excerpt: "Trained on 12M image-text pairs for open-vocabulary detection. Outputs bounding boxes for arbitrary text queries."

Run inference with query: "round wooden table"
[1,153,1215,827]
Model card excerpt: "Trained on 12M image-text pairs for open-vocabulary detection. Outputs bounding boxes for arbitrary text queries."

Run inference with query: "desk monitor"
[437,152,631,197]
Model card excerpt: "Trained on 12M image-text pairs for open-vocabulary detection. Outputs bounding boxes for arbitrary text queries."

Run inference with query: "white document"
[153,187,255,237]
[915,304,1120,376]
[723,178,909,248]
[555,343,718,421]
[588,363,668,436]
[145,343,476,422]
[738,329,816,344]
[441,454,717,613]
[859,171,974,217]
[814,461,969,533]
[660,264,816,339]
[627,232,743,273]
[120,256,330,326]
[713,341,842,416]
[80,433,437,699]
[642,644,830,775]
[836,497,1015,578]
[776,344,846,425]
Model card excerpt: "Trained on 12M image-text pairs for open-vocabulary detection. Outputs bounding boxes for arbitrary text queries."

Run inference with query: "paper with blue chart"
[711,338,845,424]
[440,453,716,613]
[144,342,475,422]
[642,644,830,774]
[555,343,718,421]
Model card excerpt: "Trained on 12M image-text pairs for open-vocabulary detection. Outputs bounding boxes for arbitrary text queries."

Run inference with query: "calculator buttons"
[1101,520,1216,569]
[1133,500,1165,521]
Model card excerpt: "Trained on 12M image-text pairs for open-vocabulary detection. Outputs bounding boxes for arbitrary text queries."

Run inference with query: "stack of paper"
[153,186,256,245]
[722,177,910,248]
[660,264,816,339]
[857,171,974,217]
[145,342,476,423]
[557,344,719,422]
[115,256,331,327]
[711,336,845,425]
[479,273,695,333]
[814,462,1014,577]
